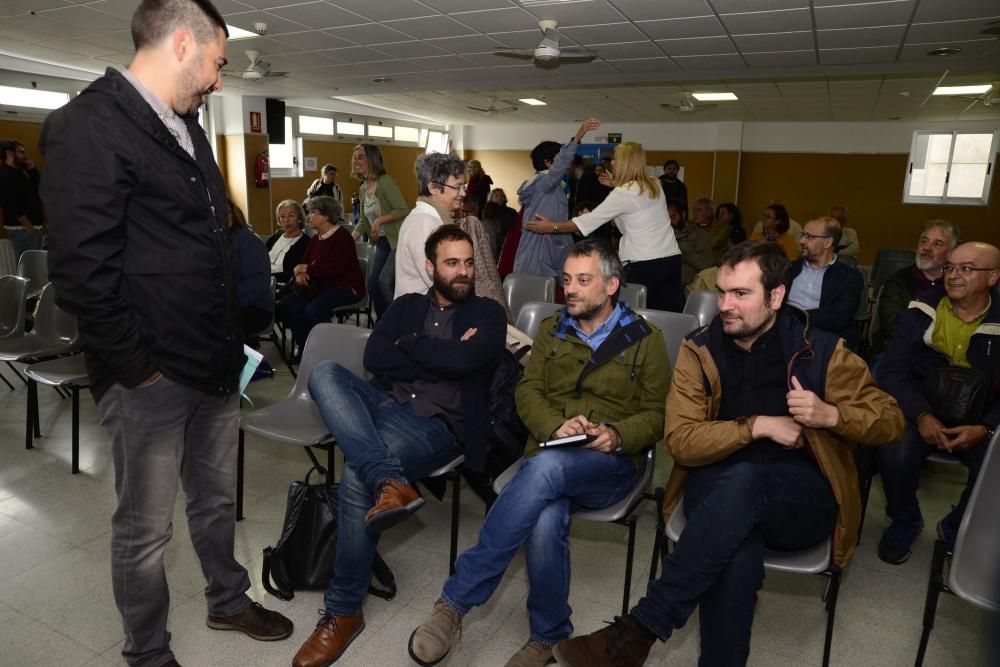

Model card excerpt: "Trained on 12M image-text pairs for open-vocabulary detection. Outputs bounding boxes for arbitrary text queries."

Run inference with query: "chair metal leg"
[71,385,80,474]
[326,444,336,485]
[7,360,27,385]
[0,368,14,391]
[822,568,841,667]
[449,471,461,575]
[236,429,245,522]
[622,515,637,616]
[915,540,949,667]
[25,378,36,450]
[649,487,666,580]
[856,446,877,544]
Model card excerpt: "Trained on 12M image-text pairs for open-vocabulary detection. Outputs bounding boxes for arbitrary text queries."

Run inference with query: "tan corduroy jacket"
[661,310,904,568]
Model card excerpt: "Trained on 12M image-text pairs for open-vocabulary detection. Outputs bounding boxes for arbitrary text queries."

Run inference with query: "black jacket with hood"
[39,68,243,401]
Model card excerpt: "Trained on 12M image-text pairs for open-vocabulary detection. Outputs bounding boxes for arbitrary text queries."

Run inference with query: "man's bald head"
[945,242,1000,304]
[951,242,1000,267]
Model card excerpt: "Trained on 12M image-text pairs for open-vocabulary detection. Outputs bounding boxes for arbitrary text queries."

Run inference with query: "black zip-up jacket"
[364,292,507,472]
[39,68,243,401]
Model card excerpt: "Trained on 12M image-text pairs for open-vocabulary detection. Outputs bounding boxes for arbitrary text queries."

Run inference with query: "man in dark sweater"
[658,159,687,216]
[292,225,506,667]
[0,138,45,260]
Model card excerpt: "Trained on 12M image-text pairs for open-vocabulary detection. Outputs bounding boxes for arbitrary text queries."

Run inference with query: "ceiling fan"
[224,50,288,82]
[493,19,598,69]
[953,81,1000,109]
[465,97,518,116]
[661,94,716,114]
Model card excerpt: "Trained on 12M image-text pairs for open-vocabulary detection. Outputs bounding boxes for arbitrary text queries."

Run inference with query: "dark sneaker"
[877,519,923,564]
[937,506,961,551]
[206,601,293,641]
[552,615,655,667]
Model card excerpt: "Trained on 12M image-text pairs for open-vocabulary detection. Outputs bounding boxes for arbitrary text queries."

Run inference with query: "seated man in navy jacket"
[787,217,864,348]
[291,225,507,667]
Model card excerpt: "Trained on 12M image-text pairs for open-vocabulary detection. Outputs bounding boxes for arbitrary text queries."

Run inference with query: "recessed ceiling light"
[933,84,992,96]
[372,77,394,84]
[0,85,69,110]
[927,47,962,56]
[519,98,547,106]
[226,25,257,40]
[692,92,738,101]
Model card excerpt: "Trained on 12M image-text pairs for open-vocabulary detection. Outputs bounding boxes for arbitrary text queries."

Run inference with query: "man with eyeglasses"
[786,216,864,348]
[875,241,1000,565]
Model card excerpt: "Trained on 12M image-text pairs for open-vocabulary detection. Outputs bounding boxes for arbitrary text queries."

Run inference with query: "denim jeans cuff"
[529,634,564,647]
[376,475,410,490]
[439,593,470,617]
[210,593,252,619]
[326,601,364,618]
[630,606,670,643]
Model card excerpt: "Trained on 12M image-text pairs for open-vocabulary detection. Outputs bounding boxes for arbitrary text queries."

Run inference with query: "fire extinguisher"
[254,151,269,188]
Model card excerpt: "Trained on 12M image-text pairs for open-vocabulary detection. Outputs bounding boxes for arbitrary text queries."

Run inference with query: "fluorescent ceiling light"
[0,85,69,110]
[227,25,257,40]
[692,92,738,101]
[933,85,992,96]
[519,98,546,106]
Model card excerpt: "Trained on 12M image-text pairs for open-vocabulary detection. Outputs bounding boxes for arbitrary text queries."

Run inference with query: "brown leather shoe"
[292,612,365,667]
[552,615,655,667]
[206,600,293,641]
[364,479,425,532]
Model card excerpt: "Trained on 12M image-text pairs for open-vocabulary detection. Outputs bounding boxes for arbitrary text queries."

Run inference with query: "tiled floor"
[0,349,991,666]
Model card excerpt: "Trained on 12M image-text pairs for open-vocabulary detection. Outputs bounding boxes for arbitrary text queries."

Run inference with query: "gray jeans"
[98,375,251,666]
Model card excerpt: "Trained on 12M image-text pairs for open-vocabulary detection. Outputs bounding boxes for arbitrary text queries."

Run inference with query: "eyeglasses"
[434,182,467,193]
[800,232,830,241]
[762,213,777,220]
[942,263,998,276]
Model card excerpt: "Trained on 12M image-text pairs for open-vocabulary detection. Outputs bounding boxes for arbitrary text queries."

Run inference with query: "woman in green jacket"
[350,143,409,317]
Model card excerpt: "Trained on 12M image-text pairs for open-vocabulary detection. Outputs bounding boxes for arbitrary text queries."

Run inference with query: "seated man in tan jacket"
[554,240,904,667]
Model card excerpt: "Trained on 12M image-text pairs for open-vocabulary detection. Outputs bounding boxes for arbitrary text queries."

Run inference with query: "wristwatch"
[551,223,558,233]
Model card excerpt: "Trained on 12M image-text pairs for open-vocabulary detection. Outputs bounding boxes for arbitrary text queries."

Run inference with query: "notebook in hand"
[539,433,596,448]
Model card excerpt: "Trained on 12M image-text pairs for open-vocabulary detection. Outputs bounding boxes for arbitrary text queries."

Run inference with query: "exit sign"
[607,132,622,144]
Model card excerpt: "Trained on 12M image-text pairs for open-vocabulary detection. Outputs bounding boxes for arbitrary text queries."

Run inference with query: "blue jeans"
[8,226,43,262]
[276,287,358,350]
[878,422,986,526]
[368,237,395,318]
[632,459,837,666]
[308,362,462,615]
[442,448,637,644]
[98,375,250,666]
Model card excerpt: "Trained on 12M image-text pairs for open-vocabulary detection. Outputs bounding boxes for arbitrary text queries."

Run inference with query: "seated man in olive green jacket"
[409,238,669,667]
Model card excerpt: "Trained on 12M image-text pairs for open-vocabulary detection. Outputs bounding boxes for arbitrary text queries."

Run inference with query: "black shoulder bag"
[925,365,990,427]
[262,466,396,601]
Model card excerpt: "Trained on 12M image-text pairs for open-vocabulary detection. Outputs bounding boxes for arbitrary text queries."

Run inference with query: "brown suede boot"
[552,615,655,667]
[292,611,365,667]
[408,599,463,666]
[365,479,424,532]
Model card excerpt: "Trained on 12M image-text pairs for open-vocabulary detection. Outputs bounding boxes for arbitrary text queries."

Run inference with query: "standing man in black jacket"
[39,1,292,665]
[293,225,506,667]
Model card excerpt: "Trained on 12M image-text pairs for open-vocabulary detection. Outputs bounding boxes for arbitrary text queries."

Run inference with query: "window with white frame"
[426,130,450,154]
[299,114,334,136]
[395,125,419,143]
[904,130,998,205]
[269,116,301,177]
[368,124,393,139]
[337,120,365,136]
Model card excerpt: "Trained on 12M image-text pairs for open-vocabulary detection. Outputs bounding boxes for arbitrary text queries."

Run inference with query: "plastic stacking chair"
[683,290,719,328]
[0,275,29,340]
[16,249,48,301]
[503,273,556,326]
[237,323,371,520]
[838,254,858,268]
[424,454,466,575]
[494,448,655,616]
[662,497,841,667]
[331,257,372,328]
[23,354,90,473]
[620,282,648,309]
[513,301,562,339]
[871,249,915,294]
[915,430,1000,666]
[634,308,699,375]
[355,240,375,264]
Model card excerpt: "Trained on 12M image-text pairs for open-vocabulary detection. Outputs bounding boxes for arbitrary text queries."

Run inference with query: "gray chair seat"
[240,399,332,447]
[504,273,556,327]
[0,336,79,362]
[662,494,840,666]
[620,282,648,310]
[513,301,562,339]
[493,448,655,614]
[22,354,89,387]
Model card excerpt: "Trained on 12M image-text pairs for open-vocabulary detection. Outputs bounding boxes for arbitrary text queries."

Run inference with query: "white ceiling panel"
[225,10,310,36]
[712,0,808,11]
[451,8,540,33]
[908,18,1000,44]
[816,25,907,49]
[370,41,449,60]
[912,0,1000,22]
[610,0,712,22]
[814,0,915,29]
[732,31,814,52]
[421,0,511,11]
[272,30,357,51]
[637,16,727,40]
[656,36,736,56]
[672,53,747,70]
[607,57,679,73]
[385,15,478,40]
[330,0,436,22]
[592,41,665,59]
[742,50,817,67]
[521,0,626,27]
[427,35,505,53]
[720,9,813,34]
[820,46,899,65]
[560,23,648,45]
[322,23,411,45]
[264,3,367,31]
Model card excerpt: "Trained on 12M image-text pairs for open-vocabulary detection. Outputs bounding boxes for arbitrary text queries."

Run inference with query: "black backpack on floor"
[262,466,396,601]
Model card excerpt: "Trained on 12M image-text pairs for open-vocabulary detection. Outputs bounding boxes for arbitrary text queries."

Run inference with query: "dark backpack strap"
[367,553,397,600]
[261,547,294,601]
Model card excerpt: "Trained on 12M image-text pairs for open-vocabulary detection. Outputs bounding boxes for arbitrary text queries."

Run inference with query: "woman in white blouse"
[524,141,684,311]
[266,199,310,286]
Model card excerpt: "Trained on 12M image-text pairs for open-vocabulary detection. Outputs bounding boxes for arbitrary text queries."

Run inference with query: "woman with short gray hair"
[395,153,469,297]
